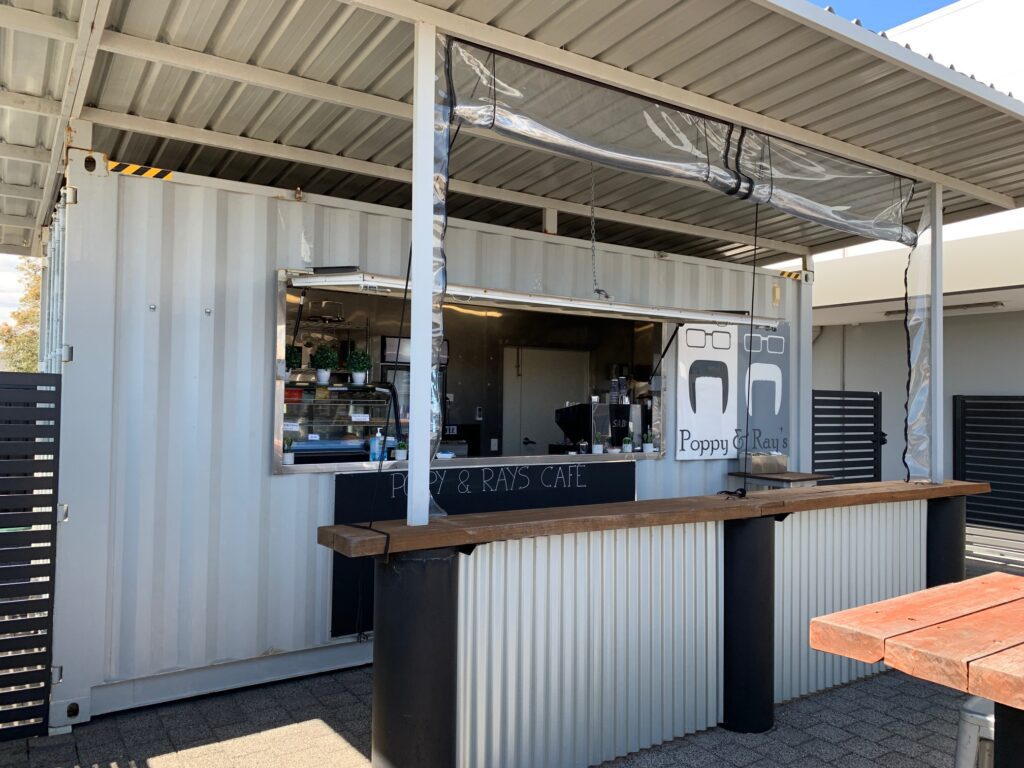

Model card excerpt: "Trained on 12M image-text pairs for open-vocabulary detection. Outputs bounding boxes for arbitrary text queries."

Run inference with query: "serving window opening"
[274,272,664,471]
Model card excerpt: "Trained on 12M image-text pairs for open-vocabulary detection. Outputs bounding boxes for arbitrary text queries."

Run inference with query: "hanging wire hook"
[589,162,610,300]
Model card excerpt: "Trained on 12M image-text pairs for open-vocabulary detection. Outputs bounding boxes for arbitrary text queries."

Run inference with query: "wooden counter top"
[318,479,989,558]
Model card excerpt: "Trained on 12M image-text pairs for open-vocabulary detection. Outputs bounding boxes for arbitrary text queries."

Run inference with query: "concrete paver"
[10,668,962,767]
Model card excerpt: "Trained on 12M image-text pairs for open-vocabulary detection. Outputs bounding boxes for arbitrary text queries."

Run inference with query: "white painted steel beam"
[0,91,61,117]
[0,183,44,201]
[408,21,435,526]
[80,108,808,256]
[36,0,113,229]
[0,244,31,256]
[0,143,50,165]
[0,214,35,229]
[929,185,944,482]
[341,0,1015,210]
[0,4,76,41]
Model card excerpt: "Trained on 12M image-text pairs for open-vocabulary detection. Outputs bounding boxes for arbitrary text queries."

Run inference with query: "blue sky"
[816,1,957,31]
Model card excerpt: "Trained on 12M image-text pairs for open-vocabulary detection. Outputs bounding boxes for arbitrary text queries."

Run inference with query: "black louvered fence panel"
[954,396,1024,531]
[812,390,883,485]
[0,373,60,739]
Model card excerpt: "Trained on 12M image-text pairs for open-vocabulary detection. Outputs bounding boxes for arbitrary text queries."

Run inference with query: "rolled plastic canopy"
[446,39,917,247]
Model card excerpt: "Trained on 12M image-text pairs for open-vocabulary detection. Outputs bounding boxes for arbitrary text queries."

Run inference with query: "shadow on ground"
[3,667,965,768]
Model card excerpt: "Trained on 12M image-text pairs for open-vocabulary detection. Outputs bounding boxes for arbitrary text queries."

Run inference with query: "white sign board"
[676,324,738,460]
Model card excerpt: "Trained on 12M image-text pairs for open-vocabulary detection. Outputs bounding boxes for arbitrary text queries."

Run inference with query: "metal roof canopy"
[0,0,1022,262]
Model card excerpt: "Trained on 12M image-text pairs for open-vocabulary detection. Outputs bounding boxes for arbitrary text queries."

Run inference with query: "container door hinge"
[58,504,69,523]
[64,186,78,205]
[61,345,73,363]
[51,665,63,686]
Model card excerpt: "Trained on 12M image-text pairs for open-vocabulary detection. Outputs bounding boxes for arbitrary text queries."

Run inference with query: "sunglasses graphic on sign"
[743,333,785,354]
[686,328,733,350]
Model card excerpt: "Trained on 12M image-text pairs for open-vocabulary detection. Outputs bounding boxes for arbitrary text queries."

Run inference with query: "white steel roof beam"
[0,214,36,229]
[79,107,809,257]
[0,91,61,117]
[0,183,44,201]
[340,0,1015,210]
[0,143,50,165]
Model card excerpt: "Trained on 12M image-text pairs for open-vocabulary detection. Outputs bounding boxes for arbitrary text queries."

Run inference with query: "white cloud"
[0,252,28,327]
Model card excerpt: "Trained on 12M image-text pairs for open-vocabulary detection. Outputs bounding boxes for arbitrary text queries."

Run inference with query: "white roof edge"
[748,0,1024,122]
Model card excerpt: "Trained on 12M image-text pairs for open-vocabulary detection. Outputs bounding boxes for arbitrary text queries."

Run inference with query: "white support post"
[542,208,557,235]
[796,258,814,472]
[929,184,944,482]
[407,21,436,526]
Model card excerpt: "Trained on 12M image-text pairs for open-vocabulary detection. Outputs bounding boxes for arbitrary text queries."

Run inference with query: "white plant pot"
[315,369,331,385]
[592,444,604,454]
[622,444,633,453]
[282,452,295,466]
[394,449,408,461]
[643,442,655,453]
[351,370,367,385]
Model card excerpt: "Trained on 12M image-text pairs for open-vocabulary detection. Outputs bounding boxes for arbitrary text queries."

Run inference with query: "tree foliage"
[0,258,41,373]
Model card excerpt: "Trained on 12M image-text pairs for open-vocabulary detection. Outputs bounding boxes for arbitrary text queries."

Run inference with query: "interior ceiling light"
[883,301,1004,317]
[444,305,502,318]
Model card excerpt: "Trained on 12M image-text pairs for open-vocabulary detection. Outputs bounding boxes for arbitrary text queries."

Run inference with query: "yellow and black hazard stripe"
[107,161,174,180]
[777,270,802,281]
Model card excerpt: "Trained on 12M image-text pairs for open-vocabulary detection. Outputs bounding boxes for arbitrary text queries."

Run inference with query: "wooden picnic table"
[810,572,1024,768]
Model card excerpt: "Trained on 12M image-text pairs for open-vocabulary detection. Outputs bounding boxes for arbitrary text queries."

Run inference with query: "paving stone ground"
[1,668,964,768]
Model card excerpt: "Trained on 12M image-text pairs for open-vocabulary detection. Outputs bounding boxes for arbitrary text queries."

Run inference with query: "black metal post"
[926,496,965,587]
[723,516,775,733]
[995,704,1024,768]
[372,548,459,768]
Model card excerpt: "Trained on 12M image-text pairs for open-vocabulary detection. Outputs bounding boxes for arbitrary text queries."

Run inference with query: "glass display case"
[282,383,401,465]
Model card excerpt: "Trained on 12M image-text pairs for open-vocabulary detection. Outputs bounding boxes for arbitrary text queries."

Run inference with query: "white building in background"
[806,0,1024,565]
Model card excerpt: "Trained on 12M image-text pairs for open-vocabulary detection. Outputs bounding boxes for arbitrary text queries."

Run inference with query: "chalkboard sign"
[331,460,636,637]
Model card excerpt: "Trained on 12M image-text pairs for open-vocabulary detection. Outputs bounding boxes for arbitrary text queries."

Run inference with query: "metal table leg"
[995,703,1024,768]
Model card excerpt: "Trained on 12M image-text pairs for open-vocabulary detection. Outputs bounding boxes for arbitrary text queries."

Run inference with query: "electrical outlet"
[475,406,484,421]
[490,438,499,452]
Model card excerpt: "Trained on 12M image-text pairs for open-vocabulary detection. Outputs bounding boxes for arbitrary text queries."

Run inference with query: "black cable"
[650,323,682,381]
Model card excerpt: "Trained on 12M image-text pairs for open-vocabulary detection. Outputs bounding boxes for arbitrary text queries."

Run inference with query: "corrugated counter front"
[318,479,988,768]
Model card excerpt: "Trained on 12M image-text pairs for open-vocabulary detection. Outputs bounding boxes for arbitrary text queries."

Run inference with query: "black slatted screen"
[0,373,60,739]
[812,390,883,485]
[954,396,1024,531]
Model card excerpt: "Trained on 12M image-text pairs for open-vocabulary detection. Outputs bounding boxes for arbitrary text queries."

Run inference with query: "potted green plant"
[592,433,605,454]
[621,435,633,452]
[394,440,408,461]
[643,429,656,454]
[347,348,372,386]
[282,437,295,466]
[310,345,339,385]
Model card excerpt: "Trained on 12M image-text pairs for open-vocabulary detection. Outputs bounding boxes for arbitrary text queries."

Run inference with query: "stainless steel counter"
[276,449,664,475]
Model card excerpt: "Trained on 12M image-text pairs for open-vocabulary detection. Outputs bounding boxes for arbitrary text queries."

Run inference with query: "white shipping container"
[50,150,807,728]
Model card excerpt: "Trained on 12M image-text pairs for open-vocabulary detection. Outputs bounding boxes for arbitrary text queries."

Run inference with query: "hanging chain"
[590,162,609,299]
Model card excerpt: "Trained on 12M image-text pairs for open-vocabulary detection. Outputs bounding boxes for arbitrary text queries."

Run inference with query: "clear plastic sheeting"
[429,34,451,514]
[902,208,933,481]
[447,39,917,246]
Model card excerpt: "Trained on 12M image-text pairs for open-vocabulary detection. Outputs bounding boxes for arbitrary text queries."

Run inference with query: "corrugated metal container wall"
[52,160,800,723]
[457,523,722,768]
[773,502,926,702]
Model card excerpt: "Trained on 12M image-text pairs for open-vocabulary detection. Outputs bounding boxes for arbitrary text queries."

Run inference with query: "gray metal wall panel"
[773,501,927,702]
[456,523,723,768]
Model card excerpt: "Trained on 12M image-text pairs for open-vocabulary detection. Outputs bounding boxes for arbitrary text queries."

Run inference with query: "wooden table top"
[810,572,1024,709]
[319,479,988,558]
